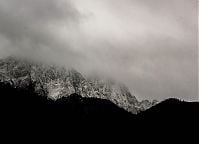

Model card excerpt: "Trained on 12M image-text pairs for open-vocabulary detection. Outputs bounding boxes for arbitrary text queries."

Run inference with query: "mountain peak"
[0,56,155,113]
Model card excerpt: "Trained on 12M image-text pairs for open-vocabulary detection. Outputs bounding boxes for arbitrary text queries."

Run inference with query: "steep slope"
[0,82,135,121]
[0,56,156,113]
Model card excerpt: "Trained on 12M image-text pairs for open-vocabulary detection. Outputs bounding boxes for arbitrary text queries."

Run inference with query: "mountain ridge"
[0,56,157,113]
[0,81,198,125]
[1,81,198,140]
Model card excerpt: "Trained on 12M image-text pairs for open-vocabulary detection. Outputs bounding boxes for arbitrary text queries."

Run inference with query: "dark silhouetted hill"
[139,98,198,118]
[138,98,199,128]
[0,82,198,133]
[0,82,135,123]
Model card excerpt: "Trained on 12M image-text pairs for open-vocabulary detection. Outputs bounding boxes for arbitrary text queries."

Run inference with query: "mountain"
[138,98,199,121]
[1,81,198,141]
[0,82,135,121]
[0,57,198,138]
[1,81,198,127]
[0,56,156,113]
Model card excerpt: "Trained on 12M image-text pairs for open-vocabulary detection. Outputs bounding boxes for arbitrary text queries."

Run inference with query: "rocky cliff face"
[0,57,157,114]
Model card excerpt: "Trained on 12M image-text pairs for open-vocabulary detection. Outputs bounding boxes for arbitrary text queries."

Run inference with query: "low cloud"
[0,0,198,101]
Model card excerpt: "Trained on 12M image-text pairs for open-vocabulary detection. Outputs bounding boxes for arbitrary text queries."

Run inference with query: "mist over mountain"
[0,1,198,139]
[0,0,197,101]
[0,57,198,137]
[0,57,157,114]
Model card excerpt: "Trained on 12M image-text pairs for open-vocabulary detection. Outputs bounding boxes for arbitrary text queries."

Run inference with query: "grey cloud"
[0,0,198,101]
[0,0,82,63]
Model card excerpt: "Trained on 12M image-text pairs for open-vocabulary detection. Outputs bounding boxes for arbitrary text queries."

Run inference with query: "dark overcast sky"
[0,0,198,101]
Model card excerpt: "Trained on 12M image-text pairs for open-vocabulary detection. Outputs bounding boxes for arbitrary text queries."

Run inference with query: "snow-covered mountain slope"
[0,57,157,114]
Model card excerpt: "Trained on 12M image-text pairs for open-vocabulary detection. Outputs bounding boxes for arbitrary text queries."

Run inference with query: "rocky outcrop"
[0,57,157,114]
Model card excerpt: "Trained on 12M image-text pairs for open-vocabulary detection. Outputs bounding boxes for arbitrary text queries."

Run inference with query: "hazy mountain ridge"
[0,56,157,113]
